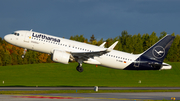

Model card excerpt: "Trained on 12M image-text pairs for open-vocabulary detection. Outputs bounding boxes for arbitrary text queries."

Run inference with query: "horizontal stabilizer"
[134,61,170,66]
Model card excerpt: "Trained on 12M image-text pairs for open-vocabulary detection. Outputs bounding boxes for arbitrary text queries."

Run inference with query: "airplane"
[4,30,175,72]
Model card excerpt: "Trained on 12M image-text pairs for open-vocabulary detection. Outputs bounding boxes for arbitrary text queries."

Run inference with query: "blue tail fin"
[124,35,175,70]
[141,35,175,62]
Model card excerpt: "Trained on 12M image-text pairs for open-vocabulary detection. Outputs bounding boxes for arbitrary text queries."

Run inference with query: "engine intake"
[52,50,70,64]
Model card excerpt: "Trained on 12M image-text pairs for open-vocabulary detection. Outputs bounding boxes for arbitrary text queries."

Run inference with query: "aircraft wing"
[70,41,118,60]
[71,50,107,60]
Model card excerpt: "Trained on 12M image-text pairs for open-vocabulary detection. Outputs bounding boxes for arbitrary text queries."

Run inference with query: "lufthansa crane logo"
[152,46,165,59]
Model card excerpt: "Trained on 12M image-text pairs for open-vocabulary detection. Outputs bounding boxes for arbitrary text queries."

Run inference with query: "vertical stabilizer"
[124,35,175,70]
[141,35,175,62]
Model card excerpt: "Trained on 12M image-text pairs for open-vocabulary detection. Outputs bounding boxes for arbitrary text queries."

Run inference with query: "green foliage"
[90,34,96,44]
[70,35,88,43]
[0,39,53,66]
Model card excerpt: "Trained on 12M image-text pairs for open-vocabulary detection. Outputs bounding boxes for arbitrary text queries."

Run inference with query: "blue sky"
[0,0,180,40]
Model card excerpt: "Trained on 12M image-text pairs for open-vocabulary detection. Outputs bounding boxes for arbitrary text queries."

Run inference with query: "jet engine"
[52,50,70,64]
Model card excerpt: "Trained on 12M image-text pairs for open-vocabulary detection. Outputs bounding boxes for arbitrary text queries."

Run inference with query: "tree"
[0,37,3,44]
[142,33,150,51]
[120,30,130,52]
[149,32,158,46]
[106,38,113,48]
[24,50,38,64]
[97,38,104,46]
[38,52,49,63]
[2,49,12,66]
[46,54,53,63]
[90,34,96,44]
[117,36,123,51]
[70,35,88,43]
[132,33,143,54]
[166,33,179,62]
[11,46,18,65]
[113,36,120,50]
[159,31,167,40]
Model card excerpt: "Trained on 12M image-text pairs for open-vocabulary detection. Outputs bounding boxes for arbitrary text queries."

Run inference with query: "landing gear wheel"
[76,59,83,72]
[76,66,83,72]
[22,55,25,58]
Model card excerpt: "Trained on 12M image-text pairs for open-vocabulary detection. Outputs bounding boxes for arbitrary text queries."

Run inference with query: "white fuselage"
[4,30,140,69]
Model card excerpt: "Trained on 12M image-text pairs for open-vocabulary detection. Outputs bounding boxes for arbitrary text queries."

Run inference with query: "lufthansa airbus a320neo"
[4,30,175,72]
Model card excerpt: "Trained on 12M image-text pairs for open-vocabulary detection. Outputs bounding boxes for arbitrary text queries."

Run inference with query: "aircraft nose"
[4,34,12,43]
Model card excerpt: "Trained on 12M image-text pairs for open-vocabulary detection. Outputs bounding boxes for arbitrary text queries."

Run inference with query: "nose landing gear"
[22,48,27,58]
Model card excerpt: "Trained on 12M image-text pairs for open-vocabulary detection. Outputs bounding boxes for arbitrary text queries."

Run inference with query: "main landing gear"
[76,63,83,72]
[76,59,83,72]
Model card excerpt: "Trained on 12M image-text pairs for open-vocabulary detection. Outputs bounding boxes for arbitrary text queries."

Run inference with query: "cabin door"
[24,32,32,42]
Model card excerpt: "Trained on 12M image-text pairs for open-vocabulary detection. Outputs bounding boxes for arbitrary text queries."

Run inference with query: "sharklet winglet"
[106,41,118,52]
[99,42,106,48]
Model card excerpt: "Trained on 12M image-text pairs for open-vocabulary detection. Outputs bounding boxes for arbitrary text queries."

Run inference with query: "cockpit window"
[13,32,19,36]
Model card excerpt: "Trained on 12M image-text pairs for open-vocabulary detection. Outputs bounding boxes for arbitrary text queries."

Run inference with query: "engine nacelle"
[52,50,70,64]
